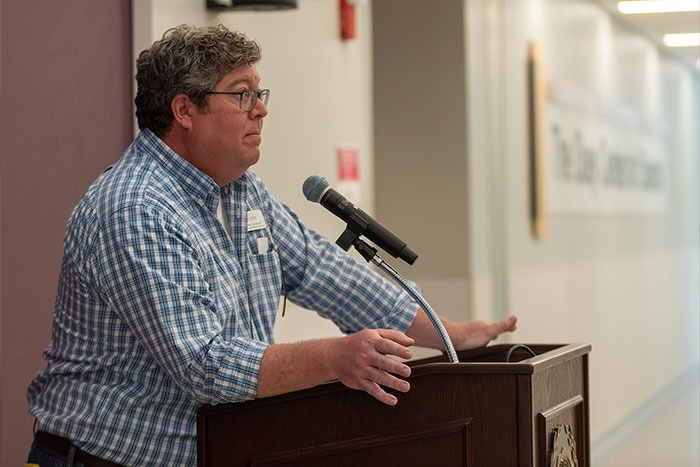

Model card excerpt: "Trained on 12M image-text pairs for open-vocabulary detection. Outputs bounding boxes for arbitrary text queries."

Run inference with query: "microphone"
[302,175,418,265]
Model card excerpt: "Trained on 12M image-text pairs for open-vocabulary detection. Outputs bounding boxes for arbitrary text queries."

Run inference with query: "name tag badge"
[247,209,268,232]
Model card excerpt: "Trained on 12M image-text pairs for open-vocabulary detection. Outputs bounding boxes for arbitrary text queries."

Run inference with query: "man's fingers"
[362,380,398,406]
[337,329,416,405]
[377,329,415,347]
[369,353,411,378]
[374,335,413,360]
[362,373,408,406]
[500,315,518,332]
[371,367,410,393]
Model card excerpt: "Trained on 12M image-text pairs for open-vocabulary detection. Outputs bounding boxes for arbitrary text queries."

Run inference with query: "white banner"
[544,81,668,215]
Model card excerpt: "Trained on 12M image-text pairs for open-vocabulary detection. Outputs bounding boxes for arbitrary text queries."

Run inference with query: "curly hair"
[135,24,262,137]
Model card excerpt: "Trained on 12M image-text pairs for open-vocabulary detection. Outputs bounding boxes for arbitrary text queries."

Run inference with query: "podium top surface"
[407,343,591,377]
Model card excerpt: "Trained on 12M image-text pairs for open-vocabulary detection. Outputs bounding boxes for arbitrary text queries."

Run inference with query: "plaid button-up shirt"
[27,129,418,466]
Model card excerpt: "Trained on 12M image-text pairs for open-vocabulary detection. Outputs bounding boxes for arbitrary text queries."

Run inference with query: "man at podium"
[26,25,517,466]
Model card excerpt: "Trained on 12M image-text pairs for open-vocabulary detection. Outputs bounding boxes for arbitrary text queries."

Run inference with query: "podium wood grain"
[197,343,591,466]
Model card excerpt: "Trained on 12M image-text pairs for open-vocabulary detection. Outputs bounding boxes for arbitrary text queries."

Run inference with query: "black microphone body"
[304,176,418,265]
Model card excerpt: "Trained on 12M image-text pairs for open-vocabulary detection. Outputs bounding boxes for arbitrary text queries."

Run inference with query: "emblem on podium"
[549,424,579,467]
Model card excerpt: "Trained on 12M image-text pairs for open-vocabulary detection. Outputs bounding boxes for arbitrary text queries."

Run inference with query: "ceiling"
[593,0,700,69]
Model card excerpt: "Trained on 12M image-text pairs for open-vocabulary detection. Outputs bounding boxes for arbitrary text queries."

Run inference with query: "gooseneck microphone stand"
[335,218,459,363]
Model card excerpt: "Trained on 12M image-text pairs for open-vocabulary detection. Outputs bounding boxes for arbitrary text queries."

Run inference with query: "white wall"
[464,0,700,462]
[133,0,376,343]
[374,0,699,463]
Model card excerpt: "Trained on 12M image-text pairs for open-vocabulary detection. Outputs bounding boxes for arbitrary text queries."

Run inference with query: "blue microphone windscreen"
[302,175,329,203]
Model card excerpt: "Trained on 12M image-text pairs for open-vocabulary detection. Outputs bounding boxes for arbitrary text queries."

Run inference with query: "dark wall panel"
[0,1,132,464]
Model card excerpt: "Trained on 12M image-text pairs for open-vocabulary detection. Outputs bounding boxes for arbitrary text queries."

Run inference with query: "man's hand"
[329,329,414,406]
[257,329,414,406]
[406,312,518,351]
[449,316,518,351]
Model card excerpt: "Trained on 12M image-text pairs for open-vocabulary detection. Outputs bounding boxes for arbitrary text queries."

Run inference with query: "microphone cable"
[505,344,537,362]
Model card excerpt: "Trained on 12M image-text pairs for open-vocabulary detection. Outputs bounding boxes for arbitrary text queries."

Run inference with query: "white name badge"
[247,209,268,232]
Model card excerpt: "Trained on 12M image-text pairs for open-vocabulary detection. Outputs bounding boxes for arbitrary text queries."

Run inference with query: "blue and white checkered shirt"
[27,129,418,466]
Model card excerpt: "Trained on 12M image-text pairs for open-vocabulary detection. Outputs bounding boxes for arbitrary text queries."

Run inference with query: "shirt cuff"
[211,338,270,404]
[380,287,421,334]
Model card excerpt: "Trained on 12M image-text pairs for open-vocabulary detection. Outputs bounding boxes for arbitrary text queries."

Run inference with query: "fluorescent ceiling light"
[663,32,700,46]
[618,0,700,14]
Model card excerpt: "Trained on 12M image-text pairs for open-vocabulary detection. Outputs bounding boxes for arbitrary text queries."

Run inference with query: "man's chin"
[243,149,261,169]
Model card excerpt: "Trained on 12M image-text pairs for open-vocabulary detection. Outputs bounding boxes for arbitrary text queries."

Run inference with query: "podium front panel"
[197,343,591,467]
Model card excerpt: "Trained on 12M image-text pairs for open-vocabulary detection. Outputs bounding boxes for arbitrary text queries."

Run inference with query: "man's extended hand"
[449,315,518,351]
[330,329,414,406]
[406,312,518,351]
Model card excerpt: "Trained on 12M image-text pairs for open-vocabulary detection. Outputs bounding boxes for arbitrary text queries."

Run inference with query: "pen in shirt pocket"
[256,237,269,254]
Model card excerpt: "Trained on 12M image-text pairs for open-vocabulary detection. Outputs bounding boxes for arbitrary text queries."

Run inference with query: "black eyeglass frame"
[204,89,270,111]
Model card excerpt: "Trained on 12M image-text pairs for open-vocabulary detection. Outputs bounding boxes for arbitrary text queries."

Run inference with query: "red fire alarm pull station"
[340,0,356,40]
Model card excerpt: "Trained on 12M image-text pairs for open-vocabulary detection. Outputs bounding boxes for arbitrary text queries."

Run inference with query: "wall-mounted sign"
[337,144,361,204]
[545,79,667,216]
[528,41,668,231]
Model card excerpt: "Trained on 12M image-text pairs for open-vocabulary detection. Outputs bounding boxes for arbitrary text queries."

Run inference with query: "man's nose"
[250,98,268,118]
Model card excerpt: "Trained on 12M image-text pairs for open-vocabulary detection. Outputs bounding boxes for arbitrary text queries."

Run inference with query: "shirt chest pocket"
[244,245,283,317]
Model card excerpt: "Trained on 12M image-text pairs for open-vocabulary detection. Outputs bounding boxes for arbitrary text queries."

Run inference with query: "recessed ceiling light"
[663,32,700,47]
[618,0,700,14]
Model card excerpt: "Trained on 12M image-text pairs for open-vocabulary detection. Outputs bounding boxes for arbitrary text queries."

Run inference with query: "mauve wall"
[0,1,132,464]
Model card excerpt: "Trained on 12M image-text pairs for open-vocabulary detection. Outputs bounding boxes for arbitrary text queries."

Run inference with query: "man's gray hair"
[135,24,262,137]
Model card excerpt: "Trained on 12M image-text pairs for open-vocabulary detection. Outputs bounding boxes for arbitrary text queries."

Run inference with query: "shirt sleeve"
[250,175,419,334]
[92,203,268,405]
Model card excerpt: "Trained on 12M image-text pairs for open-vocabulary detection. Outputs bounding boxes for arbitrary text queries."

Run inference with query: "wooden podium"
[197,343,590,466]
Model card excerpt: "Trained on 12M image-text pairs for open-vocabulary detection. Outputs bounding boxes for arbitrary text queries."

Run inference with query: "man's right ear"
[170,94,195,130]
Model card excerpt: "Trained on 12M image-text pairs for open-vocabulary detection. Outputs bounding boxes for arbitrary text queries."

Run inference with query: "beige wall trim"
[528,41,547,240]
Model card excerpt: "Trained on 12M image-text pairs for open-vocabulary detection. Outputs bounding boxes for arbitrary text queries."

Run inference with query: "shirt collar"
[135,128,221,210]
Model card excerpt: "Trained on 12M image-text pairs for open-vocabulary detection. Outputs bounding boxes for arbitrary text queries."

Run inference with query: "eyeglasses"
[205,89,270,112]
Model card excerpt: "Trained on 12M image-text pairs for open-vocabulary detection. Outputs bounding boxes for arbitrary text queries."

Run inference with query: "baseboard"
[591,362,700,465]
